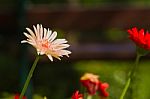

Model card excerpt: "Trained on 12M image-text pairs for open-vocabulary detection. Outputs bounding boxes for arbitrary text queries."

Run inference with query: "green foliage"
[132,61,150,99]
[74,60,150,99]
[1,59,150,99]
[74,60,131,99]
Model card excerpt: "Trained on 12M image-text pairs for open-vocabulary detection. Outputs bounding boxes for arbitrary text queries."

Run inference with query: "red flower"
[14,94,27,99]
[72,91,83,99]
[80,73,100,95]
[98,82,109,97]
[127,27,150,50]
[80,73,109,97]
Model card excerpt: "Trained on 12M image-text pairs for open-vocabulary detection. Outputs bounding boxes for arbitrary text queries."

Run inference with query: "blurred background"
[1,0,150,99]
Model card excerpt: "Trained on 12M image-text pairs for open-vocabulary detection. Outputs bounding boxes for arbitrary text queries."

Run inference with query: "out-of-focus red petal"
[80,80,99,95]
[72,91,83,99]
[14,94,27,99]
[98,83,109,97]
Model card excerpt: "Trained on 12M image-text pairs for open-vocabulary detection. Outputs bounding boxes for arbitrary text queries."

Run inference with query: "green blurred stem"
[130,54,141,78]
[87,95,92,99]
[119,53,141,99]
[119,78,131,99]
[19,55,40,99]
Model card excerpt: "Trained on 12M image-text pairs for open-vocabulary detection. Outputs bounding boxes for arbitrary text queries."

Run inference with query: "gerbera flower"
[80,73,100,95]
[21,24,71,61]
[72,91,83,99]
[127,27,150,50]
[80,73,109,97]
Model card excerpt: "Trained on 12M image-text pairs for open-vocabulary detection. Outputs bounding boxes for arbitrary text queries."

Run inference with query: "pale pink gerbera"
[21,24,71,61]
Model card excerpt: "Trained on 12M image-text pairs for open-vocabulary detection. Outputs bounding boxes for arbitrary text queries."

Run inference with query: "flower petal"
[53,44,70,50]
[21,40,28,43]
[48,31,57,42]
[127,27,150,50]
[47,55,53,61]
[52,39,68,45]
[46,29,52,39]
[26,28,36,38]
[40,25,43,39]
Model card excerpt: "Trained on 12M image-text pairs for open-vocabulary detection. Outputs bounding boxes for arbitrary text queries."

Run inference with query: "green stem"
[130,54,141,78]
[119,78,131,99]
[19,55,40,99]
[119,53,141,99]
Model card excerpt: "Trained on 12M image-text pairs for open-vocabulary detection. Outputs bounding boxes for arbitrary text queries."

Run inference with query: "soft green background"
[1,58,150,99]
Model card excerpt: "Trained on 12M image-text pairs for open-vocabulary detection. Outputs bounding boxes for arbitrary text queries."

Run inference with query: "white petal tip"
[66,55,70,57]
[58,58,61,60]
[21,40,27,43]
[53,31,57,34]
[47,55,53,61]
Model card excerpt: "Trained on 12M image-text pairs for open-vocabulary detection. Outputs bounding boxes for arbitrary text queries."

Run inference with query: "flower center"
[41,39,50,49]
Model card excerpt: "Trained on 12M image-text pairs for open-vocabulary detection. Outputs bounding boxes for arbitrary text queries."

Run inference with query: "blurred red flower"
[80,73,109,97]
[14,94,27,99]
[98,82,109,97]
[72,91,83,99]
[127,27,150,50]
[80,73,99,95]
